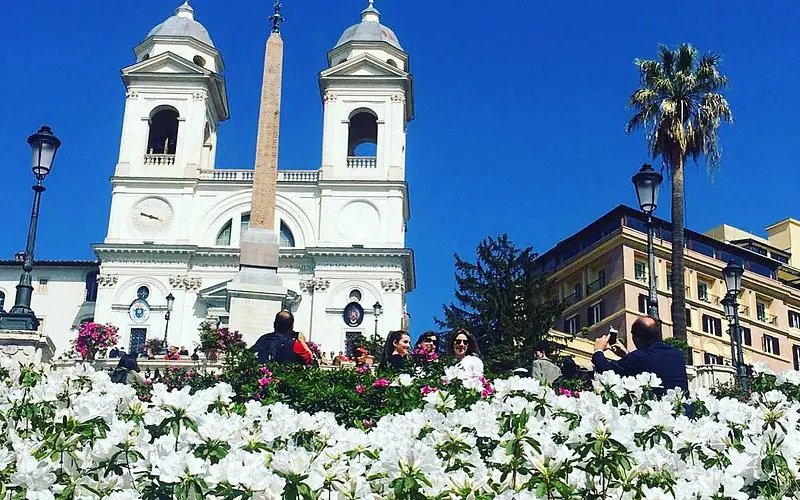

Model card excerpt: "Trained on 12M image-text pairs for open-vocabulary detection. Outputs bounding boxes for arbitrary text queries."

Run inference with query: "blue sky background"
[1,0,798,334]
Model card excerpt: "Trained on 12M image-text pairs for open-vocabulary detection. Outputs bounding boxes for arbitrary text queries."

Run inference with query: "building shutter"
[714,318,722,337]
[774,339,781,356]
[742,328,751,346]
[793,346,800,371]
[599,301,605,321]
[587,307,594,326]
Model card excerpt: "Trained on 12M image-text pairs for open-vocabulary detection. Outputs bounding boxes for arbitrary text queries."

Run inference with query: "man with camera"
[592,316,689,395]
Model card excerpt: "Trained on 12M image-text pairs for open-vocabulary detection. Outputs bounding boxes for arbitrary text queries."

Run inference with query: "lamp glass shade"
[373,301,382,316]
[721,294,736,321]
[166,293,175,312]
[722,260,744,295]
[631,164,663,215]
[28,126,61,180]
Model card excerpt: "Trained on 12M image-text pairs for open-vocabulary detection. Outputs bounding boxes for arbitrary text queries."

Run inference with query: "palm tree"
[626,44,733,342]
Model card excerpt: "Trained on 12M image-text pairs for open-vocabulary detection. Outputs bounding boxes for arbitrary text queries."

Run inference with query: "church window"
[280,221,295,248]
[147,108,179,155]
[0,291,5,312]
[137,286,150,300]
[386,58,398,68]
[347,110,378,157]
[240,213,251,237]
[85,271,98,302]
[216,221,232,246]
[193,55,207,67]
[349,289,362,302]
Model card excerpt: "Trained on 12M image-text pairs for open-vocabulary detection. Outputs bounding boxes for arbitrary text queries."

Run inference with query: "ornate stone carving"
[390,93,405,103]
[125,90,139,100]
[299,279,331,293]
[193,90,208,101]
[169,275,202,290]
[323,91,337,102]
[96,274,119,287]
[381,278,404,292]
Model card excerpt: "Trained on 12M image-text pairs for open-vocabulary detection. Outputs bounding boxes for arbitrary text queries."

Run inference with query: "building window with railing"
[634,261,647,282]
[756,302,766,322]
[704,353,724,365]
[702,314,722,337]
[697,281,709,302]
[587,301,604,326]
[586,269,606,296]
[85,271,98,302]
[38,278,49,295]
[666,271,672,290]
[763,334,780,355]
[564,315,580,335]
[789,310,800,329]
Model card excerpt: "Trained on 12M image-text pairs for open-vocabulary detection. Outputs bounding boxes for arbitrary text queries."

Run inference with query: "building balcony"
[586,276,606,296]
[563,290,583,306]
[347,156,377,169]
[697,292,720,305]
[144,154,176,166]
[757,311,778,325]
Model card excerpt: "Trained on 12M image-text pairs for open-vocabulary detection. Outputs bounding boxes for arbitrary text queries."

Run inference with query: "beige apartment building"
[538,205,800,372]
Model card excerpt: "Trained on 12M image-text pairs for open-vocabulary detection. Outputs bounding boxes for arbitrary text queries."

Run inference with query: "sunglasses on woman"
[453,338,469,345]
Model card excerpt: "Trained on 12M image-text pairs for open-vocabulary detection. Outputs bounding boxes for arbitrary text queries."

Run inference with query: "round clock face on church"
[130,197,174,235]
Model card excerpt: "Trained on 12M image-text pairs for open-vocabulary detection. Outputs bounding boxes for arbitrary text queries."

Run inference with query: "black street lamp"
[0,126,61,331]
[372,301,382,342]
[721,292,739,371]
[162,293,175,351]
[632,163,663,319]
[722,261,748,391]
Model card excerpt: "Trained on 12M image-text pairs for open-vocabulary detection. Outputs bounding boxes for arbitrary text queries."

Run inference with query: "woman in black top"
[380,330,411,370]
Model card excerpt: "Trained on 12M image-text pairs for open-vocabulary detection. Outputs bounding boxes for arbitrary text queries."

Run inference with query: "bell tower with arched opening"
[114,1,229,178]
[319,1,414,181]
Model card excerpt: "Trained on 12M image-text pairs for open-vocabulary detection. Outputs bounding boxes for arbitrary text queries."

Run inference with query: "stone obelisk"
[227,2,288,344]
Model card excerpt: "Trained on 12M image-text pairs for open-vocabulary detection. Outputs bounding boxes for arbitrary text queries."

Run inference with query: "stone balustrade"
[346,156,377,169]
[143,154,176,166]
[198,169,320,183]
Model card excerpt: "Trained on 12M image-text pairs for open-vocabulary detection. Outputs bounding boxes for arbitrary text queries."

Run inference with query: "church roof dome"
[147,1,214,48]
[334,1,402,51]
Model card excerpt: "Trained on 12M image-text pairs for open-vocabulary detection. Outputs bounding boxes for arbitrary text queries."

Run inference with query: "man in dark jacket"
[592,316,688,395]
[250,310,312,365]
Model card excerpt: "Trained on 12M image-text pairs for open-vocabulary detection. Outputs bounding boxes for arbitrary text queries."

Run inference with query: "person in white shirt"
[448,328,484,378]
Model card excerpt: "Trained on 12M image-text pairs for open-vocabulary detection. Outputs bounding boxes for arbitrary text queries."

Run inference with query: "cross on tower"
[270,1,284,33]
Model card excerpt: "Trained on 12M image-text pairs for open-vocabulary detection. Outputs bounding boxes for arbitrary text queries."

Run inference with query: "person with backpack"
[110,354,147,386]
[250,310,312,365]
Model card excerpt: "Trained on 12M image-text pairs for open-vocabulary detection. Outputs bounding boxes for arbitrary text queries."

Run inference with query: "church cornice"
[92,244,416,291]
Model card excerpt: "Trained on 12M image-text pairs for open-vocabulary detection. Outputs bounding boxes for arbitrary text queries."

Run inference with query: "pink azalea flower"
[355,384,366,395]
[372,378,390,389]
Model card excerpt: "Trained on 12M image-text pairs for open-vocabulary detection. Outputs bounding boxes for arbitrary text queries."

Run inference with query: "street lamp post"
[0,126,62,332]
[721,292,739,373]
[162,293,175,352]
[372,301,382,343]
[632,164,663,320]
[722,261,748,392]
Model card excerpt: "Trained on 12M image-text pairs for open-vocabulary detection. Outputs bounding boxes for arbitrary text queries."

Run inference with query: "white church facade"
[0,1,415,356]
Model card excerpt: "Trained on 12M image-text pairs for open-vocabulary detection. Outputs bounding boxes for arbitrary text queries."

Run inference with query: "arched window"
[216,221,232,246]
[386,58,398,68]
[147,108,179,155]
[348,110,378,157]
[84,271,98,302]
[280,221,295,248]
[0,290,5,312]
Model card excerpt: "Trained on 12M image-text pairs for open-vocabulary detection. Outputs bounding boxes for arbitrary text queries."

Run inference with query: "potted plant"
[72,322,119,361]
[145,338,163,358]
[198,321,244,361]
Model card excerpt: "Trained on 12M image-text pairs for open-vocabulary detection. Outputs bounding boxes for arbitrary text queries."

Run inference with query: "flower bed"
[1,357,800,499]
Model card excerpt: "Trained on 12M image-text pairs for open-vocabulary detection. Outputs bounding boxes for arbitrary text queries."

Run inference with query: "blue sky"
[1,0,799,333]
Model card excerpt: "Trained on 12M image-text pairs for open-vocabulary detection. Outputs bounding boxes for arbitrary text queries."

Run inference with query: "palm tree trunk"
[671,158,687,342]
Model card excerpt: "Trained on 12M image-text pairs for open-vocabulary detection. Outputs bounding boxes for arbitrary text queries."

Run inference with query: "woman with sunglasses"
[414,331,439,353]
[379,330,412,371]
[448,328,483,377]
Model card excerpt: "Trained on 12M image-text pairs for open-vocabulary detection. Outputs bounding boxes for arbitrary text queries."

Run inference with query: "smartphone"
[608,326,618,346]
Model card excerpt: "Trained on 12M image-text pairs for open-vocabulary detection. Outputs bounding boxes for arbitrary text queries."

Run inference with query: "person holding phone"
[592,316,688,396]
